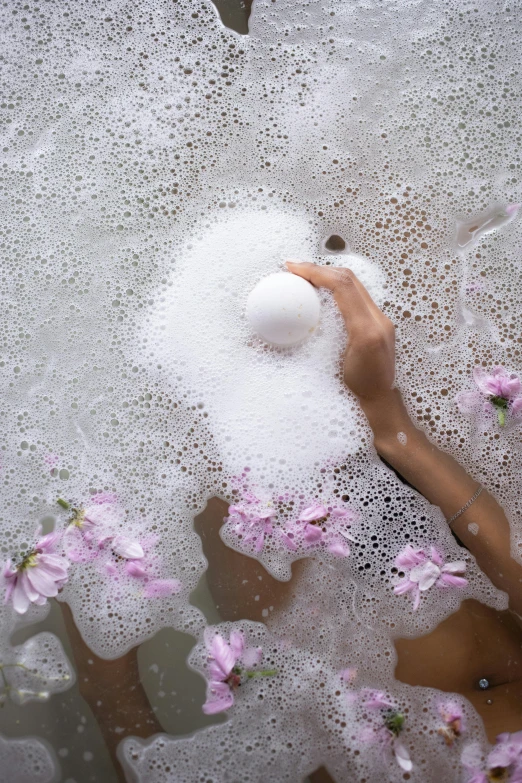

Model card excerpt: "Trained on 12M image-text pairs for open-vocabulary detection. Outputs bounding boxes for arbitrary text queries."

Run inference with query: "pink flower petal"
[410,561,440,591]
[429,546,444,567]
[393,578,416,596]
[299,505,327,523]
[394,545,426,569]
[327,540,350,557]
[441,560,467,575]
[25,565,60,598]
[511,398,522,418]
[111,536,144,560]
[303,525,322,543]
[12,578,31,614]
[208,635,236,679]
[437,573,468,588]
[36,532,61,552]
[202,682,234,714]
[143,579,182,598]
[279,532,297,551]
[393,738,412,771]
[125,561,148,578]
[229,631,245,659]
[363,690,394,709]
[412,586,421,611]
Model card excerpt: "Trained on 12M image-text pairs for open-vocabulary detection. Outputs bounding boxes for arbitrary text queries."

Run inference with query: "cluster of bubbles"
[1,0,522,780]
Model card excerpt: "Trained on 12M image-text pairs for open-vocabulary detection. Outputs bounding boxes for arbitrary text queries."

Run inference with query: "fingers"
[286,261,376,332]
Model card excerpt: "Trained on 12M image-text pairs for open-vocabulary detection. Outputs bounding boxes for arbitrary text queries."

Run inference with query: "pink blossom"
[202,630,268,715]
[473,366,521,399]
[3,529,70,615]
[457,366,522,427]
[437,700,465,745]
[462,732,522,783]
[394,545,467,610]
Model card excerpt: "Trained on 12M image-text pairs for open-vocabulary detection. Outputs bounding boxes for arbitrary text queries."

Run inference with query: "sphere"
[246,272,321,346]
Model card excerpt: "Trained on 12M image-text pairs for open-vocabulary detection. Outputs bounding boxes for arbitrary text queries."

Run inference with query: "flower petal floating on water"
[457,365,522,427]
[142,579,182,599]
[111,536,145,560]
[462,731,522,782]
[3,531,70,615]
[393,545,467,610]
[202,630,275,715]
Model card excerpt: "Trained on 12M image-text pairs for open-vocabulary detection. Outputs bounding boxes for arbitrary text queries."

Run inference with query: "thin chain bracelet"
[446,485,483,527]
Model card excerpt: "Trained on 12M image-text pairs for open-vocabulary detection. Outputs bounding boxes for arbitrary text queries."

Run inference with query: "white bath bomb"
[246,272,321,346]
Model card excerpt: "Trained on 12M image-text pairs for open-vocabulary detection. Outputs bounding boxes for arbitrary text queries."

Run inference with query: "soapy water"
[1,0,522,780]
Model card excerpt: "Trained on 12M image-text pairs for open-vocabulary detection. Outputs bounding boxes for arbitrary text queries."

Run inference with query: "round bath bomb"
[246,272,321,346]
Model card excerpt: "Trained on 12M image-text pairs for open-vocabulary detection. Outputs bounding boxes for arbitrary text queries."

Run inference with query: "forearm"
[360,389,522,614]
[360,389,479,517]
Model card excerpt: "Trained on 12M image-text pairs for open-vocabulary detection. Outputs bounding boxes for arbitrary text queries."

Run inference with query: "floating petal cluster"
[281,504,356,557]
[225,478,358,557]
[456,366,522,427]
[437,700,466,746]
[360,689,413,772]
[227,493,276,553]
[2,499,181,614]
[202,630,277,715]
[393,545,467,610]
[462,731,522,783]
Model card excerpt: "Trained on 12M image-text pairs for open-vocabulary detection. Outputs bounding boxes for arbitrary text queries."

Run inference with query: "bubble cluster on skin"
[1,0,522,779]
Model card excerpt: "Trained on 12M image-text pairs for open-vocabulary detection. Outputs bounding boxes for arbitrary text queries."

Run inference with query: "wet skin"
[58,263,522,781]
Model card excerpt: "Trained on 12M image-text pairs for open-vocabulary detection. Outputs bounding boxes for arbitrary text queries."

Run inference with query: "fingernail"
[285,259,305,266]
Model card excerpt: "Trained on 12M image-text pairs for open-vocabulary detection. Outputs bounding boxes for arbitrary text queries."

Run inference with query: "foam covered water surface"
[1,0,521,780]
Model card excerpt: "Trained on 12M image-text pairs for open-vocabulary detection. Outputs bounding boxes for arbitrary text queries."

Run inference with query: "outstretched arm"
[287,261,522,616]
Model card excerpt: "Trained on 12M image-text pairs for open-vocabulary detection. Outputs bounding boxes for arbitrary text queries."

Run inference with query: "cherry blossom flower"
[226,497,276,552]
[462,731,522,783]
[456,366,522,427]
[281,504,357,557]
[437,700,465,746]
[3,530,70,615]
[202,630,276,715]
[360,690,412,772]
[393,545,467,610]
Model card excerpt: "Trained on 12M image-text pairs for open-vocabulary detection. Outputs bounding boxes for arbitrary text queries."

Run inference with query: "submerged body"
[58,262,522,779]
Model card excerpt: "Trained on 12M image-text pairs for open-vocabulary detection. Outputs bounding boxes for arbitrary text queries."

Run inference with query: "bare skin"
[58,262,522,782]
[286,260,522,742]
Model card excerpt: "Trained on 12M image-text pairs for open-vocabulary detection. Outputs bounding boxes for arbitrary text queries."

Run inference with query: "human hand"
[286,262,396,401]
